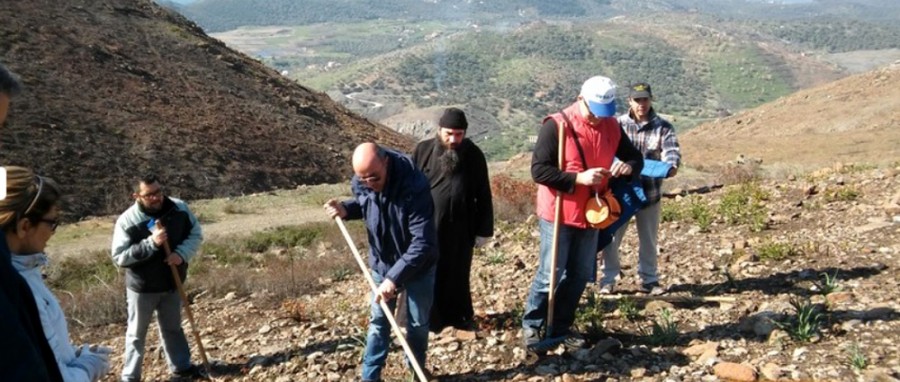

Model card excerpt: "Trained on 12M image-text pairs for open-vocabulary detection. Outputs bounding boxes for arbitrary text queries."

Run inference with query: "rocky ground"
[76,163,900,381]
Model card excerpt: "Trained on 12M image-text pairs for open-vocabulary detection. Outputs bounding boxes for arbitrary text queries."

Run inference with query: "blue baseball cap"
[580,76,617,117]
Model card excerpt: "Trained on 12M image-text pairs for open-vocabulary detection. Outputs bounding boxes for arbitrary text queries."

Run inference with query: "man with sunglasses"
[523,75,643,352]
[600,82,681,296]
[324,142,438,382]
[1,63,66,381]
[111,175,204,382]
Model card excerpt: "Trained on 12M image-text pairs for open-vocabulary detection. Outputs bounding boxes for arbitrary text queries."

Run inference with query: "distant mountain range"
[177,0,899,159]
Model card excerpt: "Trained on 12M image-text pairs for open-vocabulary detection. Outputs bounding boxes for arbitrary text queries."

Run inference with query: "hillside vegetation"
[0,0,410,220]
[203,8,898,160]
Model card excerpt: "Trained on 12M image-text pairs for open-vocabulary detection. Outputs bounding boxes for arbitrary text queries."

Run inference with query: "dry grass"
[51,219,366,327]
[491,174,535,222]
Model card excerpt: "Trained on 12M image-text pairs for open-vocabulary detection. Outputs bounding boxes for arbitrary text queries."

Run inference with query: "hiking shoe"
[522,327,541,349]
[562,332,588,351]
[172,365,206,381]
[640,282,665,296]
[598,283,615,295]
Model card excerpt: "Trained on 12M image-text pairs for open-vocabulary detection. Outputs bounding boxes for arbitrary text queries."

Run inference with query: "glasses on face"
[631,97,650,103]
[359,174,381,184]
[38,218,59,232]
[139,189,163,199]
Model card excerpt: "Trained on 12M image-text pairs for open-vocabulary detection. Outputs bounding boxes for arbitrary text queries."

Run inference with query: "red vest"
[536,103,622,228]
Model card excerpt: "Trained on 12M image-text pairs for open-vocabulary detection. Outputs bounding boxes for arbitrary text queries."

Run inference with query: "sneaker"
[640,282,665,296]
[598,283,615,295]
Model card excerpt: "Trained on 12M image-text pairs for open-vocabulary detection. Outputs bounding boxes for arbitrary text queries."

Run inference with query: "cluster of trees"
[760,19,900,53]
[179,0,608,32]
[390,25,721,121]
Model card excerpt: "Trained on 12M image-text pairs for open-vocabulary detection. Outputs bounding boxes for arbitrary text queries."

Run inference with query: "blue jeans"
[361,266,435,381]
[522,218,599,338]
[121,289,192,382]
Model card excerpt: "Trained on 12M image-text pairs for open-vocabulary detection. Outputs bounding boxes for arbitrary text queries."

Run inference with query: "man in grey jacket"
[111,175,203,382]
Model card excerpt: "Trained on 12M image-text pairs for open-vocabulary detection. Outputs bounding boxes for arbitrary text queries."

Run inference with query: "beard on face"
[439,147,460,174]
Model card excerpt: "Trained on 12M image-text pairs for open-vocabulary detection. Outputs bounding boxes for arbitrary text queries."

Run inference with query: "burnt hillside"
[0,0,412,219]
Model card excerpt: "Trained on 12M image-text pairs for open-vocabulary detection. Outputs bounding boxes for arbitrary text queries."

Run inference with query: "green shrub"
[661,202,685,222]
[718,183,769,232]
[617,296,640,322]
[774,297,823,342]
[202,242,254,265]
[847,343,868,370]
[688,197,713,232]
[646,308,679,346]
[575,292,605,340]
[825,186,860,202]
[46,250,119,291]
[244,225,323,253]
[814,270,842,295]
[757,241,801,261]
[484,249,506,265]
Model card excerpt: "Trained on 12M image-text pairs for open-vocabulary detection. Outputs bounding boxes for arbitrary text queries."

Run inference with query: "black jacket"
[0,234,64,381]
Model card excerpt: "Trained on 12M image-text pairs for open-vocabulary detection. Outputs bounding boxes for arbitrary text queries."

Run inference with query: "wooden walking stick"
[156,221,211,376]
[334,217,429,382]
[546,118,566,332]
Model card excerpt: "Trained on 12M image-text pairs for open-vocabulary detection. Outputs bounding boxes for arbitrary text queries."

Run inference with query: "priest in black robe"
[412,107,494,332]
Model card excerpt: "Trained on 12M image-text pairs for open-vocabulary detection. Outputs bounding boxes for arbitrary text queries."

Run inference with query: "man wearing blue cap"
[522,76,643,351]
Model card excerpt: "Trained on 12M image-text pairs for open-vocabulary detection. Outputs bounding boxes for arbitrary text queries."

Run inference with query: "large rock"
[713,362,757,382]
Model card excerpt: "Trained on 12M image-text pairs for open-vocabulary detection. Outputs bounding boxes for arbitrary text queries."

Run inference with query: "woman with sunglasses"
[2,166,111,381]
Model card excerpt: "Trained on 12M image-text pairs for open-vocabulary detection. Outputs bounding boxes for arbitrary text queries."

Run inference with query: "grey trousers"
[600,201,661,286]
[120,289,192,381]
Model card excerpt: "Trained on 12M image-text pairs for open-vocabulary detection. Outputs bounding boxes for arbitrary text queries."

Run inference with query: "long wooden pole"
[546,121,566,332]
[547,118,566,335]
[158,222,211,375]
[597,294,737,303]
[334,217,428,382]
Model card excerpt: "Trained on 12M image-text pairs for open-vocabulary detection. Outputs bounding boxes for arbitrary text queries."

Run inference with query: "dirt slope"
[0,0,412,220]
[681,62,900,169]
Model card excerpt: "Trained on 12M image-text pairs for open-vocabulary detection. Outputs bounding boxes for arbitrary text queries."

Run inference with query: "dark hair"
[0,63,22,97]
[138,174,160,186]
[0,167,62,232]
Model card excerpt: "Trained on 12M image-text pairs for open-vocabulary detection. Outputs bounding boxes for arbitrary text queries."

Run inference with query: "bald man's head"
[352,142,389,192]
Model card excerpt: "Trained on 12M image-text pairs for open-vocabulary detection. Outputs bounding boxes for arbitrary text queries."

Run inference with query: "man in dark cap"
[413,107,494,333]
[601,82,681,296]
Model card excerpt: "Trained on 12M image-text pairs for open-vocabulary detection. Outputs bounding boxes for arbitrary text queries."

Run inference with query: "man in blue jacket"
[324,142,438,382]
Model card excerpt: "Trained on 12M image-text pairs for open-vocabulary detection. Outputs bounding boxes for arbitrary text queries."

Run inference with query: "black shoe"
[173,365,206,381]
